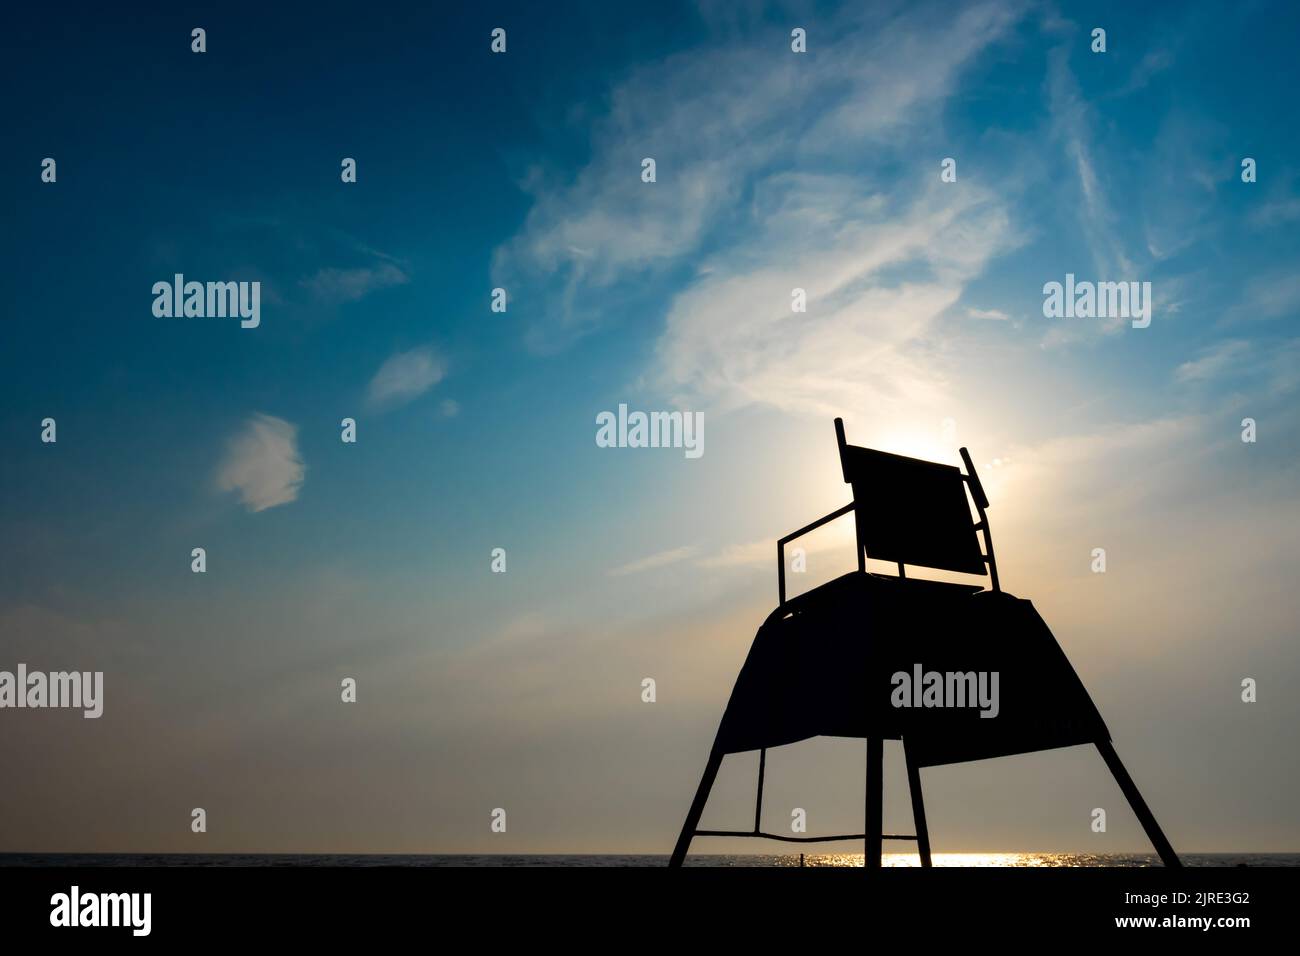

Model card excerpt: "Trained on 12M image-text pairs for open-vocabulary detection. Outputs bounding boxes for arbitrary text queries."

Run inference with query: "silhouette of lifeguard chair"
[669,419,1180,867]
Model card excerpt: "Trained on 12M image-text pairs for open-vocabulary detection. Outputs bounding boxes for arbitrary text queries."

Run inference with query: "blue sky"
[2,0,1299,855]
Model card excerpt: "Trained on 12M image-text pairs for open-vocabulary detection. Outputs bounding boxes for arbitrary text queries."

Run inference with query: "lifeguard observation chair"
[668,418,1180,867]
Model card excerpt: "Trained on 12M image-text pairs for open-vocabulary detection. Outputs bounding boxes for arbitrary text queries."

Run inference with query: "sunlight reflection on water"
[797,852,1102,867]
[750,852,1287,867]
[733,858,1289,868]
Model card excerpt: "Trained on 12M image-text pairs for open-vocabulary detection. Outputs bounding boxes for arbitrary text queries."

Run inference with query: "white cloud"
[1261,339,1300,396]
[1139,111,1229,263]
[1176,336,1300,397]
[1112,47,1175,97]
[698,523,853,570]
[694,538,772,570]
[1250,198,1300,228]
[607,545,698,577]
[655,175,1015,420]
[1239,273,1300,320]
[1045,42,1134,281]
[968,307,1010,321]
[1174,340,1250,383]
[492,1,1026,353]
[215,413,305,513]
[366,347,445,409]
[966,414,1210,558]
[300,262,408,304]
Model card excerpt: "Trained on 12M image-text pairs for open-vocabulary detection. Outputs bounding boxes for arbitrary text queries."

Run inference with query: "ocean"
[3,852,1297,867]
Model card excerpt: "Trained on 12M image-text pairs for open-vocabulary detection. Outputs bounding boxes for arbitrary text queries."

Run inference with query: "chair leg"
[668,746,724,867]
[865,737,883,867]
[1096,740,1181,868]
[903,737,933,867]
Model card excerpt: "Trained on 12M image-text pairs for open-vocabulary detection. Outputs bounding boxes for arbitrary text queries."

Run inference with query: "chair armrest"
[777,502,855,604]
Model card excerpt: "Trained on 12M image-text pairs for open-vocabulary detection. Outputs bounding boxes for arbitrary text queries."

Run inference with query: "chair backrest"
[834,418,992,579]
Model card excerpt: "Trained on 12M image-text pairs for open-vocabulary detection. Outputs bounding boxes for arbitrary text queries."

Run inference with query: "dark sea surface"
[3,852,1297,867]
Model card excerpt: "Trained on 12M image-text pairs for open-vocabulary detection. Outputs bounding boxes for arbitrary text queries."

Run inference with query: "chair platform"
[716,570,1111,767]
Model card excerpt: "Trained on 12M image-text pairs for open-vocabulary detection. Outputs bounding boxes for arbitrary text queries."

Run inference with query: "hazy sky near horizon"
[2,0,1299,855]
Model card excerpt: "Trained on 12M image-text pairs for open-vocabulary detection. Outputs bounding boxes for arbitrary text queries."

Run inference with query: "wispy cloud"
[1140,111,1229,263]
[607,545,698,577]
[1260,339,1300,396]
[1250,198,1300,228]
[1045,36,1135,282]
[1112,47,1175,97]
[1181,336,1300,397]
[655,175,1015,420]
[366,347,446,409]
[698,515,857,570]
[493,1,1026,354]
[1175,340,1250,383]
[1236,273,1300,321]
[300,262,408,304]
[215,413,305,512]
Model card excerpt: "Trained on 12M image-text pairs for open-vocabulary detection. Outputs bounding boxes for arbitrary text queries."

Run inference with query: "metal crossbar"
[733,744,917,848]
[694,830,918,843]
